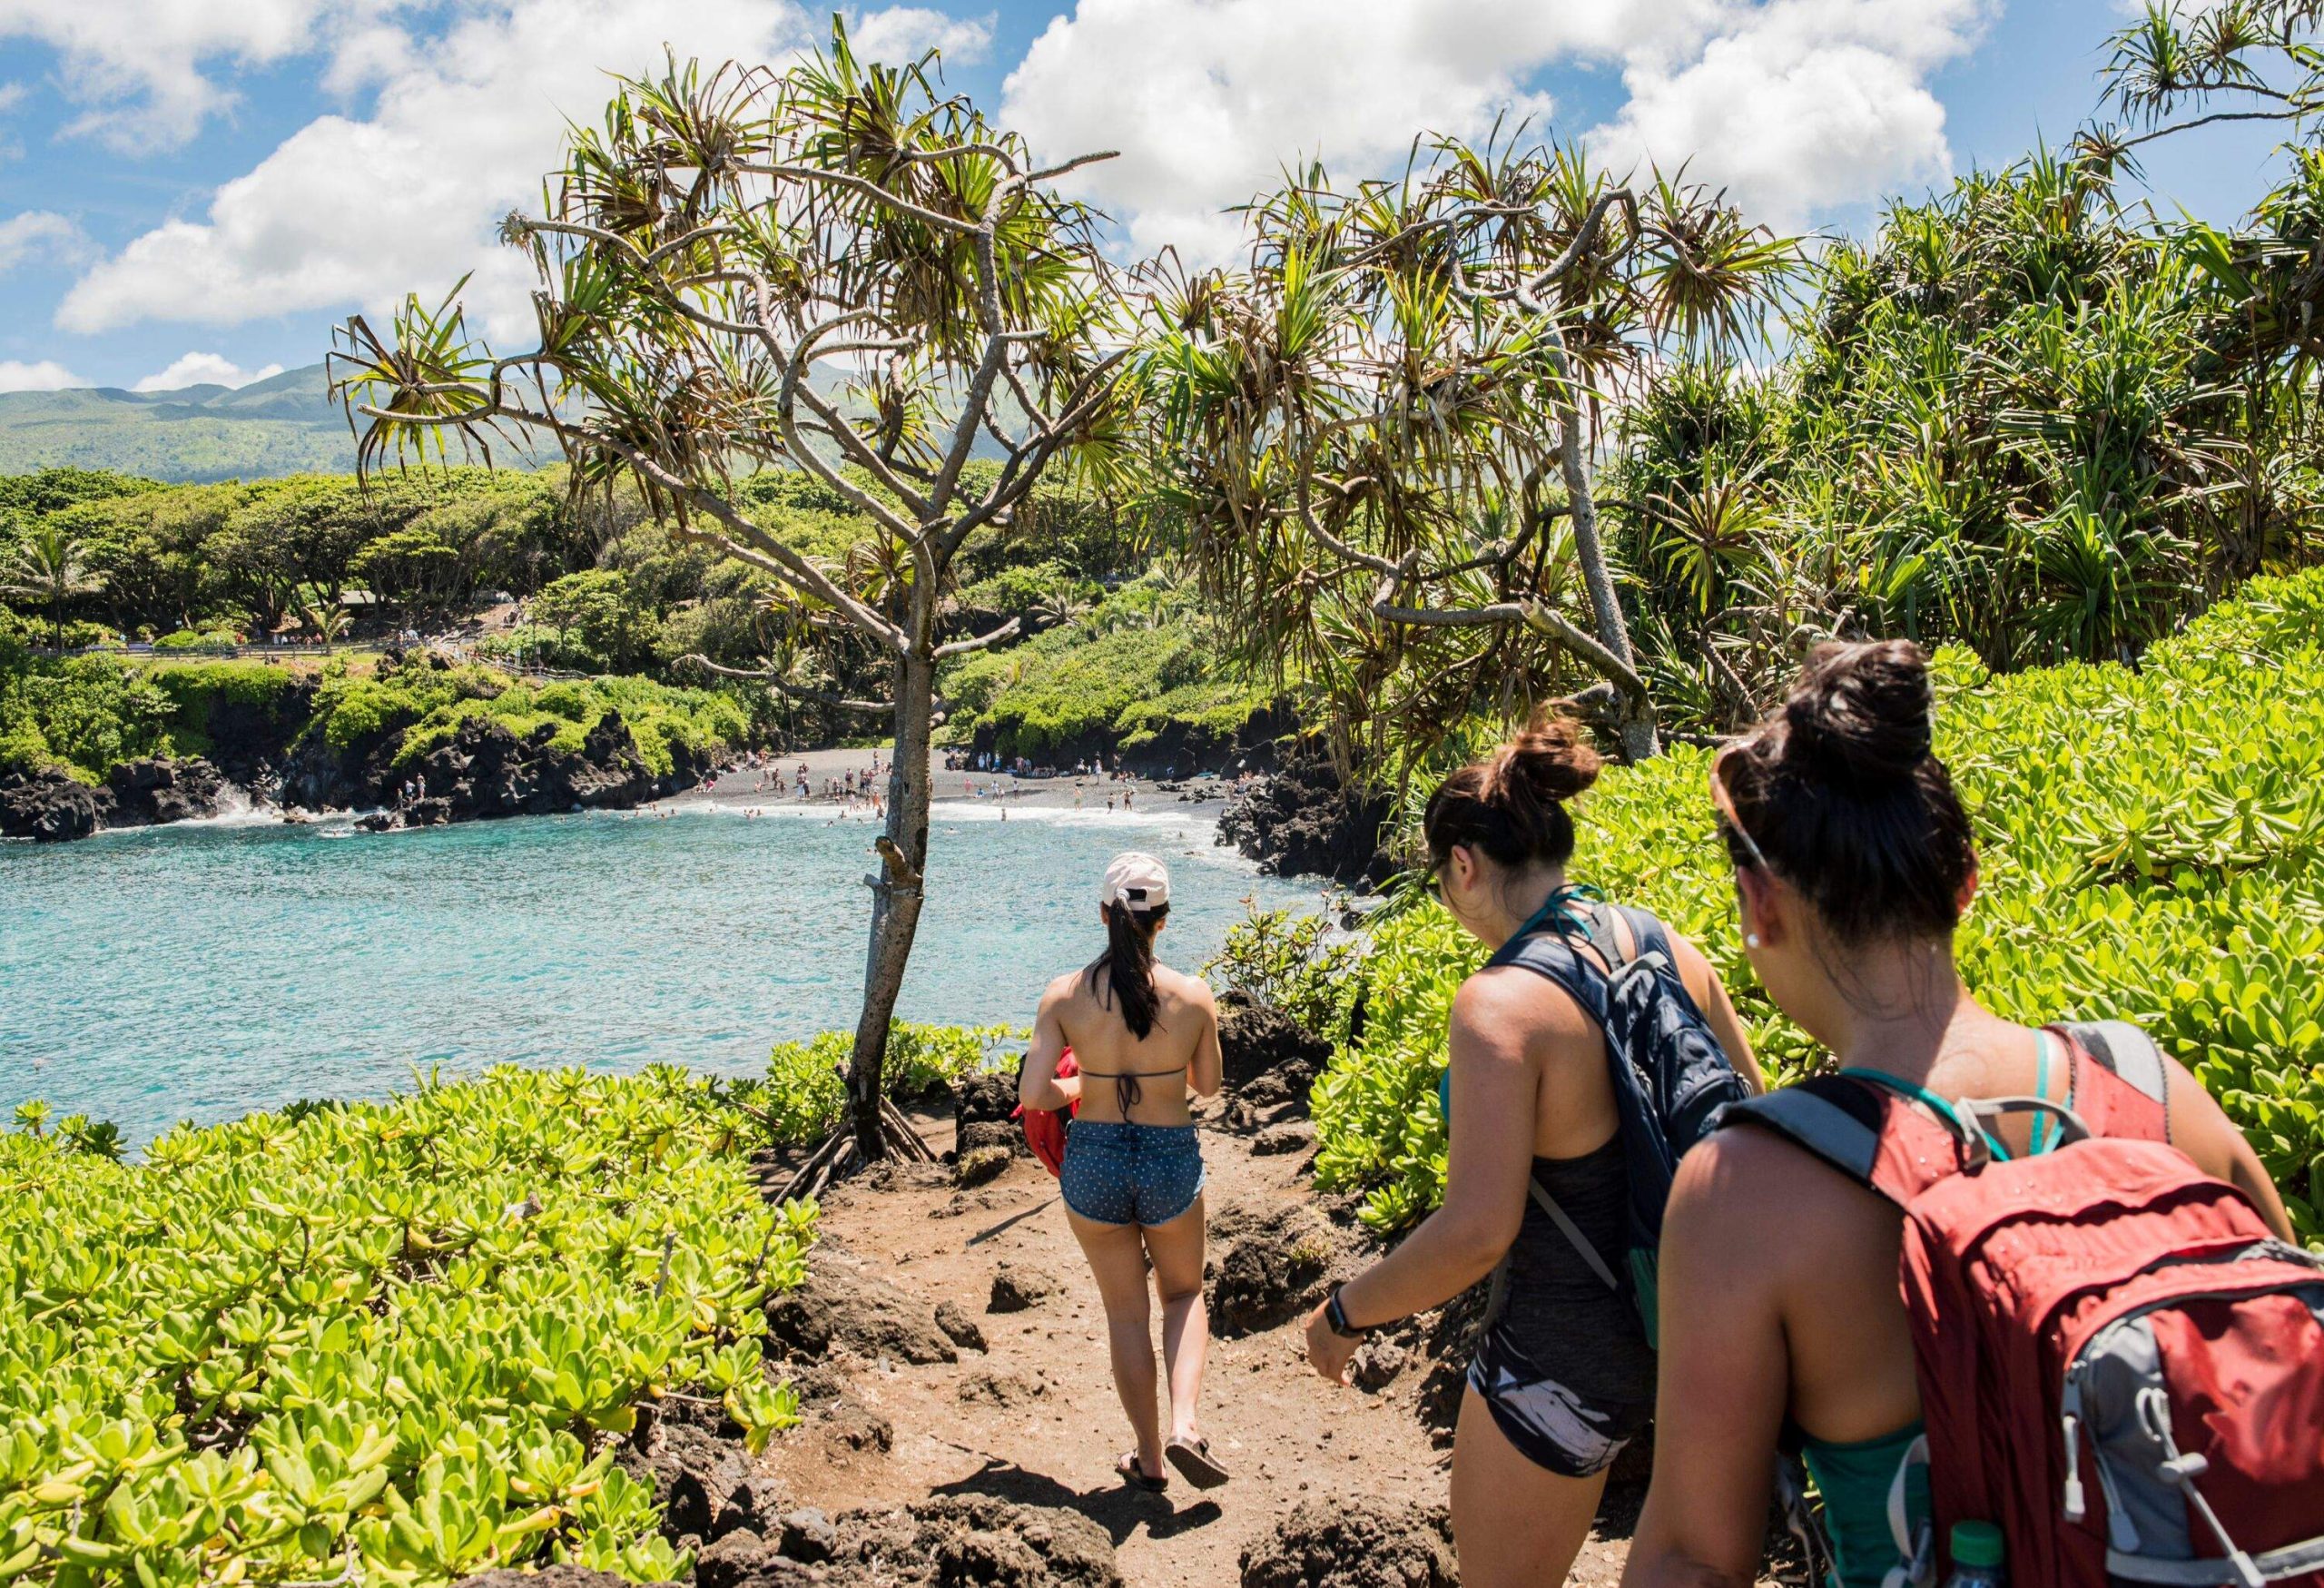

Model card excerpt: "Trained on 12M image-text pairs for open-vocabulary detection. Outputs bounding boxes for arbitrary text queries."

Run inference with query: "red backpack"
[1014,1049,1078,1177]
[1722,1021,2324,1588]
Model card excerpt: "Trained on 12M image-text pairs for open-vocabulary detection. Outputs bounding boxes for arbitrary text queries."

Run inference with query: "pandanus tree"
[1134,137,1795,768]
[331,31,1131,1163]
[2084,3,2324,580]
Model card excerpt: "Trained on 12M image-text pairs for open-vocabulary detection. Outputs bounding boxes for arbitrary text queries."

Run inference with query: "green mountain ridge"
[0,364,358,482]
[0,361,1012,483]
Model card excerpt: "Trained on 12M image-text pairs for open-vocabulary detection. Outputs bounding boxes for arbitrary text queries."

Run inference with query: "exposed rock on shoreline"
[355,709,692,832]
[105,756,227,826]
[1216,751,1393,888]
[0,766,100,841]
[1,755,230,843]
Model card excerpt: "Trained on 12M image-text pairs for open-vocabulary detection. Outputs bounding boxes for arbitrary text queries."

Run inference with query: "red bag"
[1724,1021,2324,1588]
[1014,1048,1078,1178]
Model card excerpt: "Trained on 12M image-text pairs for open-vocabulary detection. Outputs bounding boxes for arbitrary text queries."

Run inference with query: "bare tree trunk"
[846,645,935,1159]
[1555,399,1658,760]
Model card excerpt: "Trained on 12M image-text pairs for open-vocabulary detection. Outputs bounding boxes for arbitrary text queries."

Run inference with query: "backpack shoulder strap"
[1716,1075,1965,1207]
[2051,1020,2170,1143]
[1599,902,1672,969]
[1487,925,1610,1020]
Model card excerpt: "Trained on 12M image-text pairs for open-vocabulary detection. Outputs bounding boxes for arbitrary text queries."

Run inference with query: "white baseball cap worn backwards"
[1100,852,1171,912]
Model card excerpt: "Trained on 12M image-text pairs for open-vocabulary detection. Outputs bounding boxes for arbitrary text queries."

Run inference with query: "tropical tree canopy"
[330,25,1131,1159]
[2,524,106,649]
[1133,134,1797,767]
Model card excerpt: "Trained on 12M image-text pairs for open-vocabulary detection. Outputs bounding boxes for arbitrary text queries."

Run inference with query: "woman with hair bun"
[1302,715,1760,1588]
[1020,852,1229,1494]
[1624,641,2292,1588]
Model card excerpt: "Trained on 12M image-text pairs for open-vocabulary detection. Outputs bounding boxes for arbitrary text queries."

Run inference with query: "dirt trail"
[759,1096,1654,1587]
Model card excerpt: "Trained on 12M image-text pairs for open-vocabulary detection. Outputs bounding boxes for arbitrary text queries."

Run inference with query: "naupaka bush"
[1313,568,2324,1241]
[0,1066,813,1588]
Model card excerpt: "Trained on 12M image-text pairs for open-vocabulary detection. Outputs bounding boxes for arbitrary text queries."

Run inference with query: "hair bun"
[1783,640,1933,787]
[1499,714,1601,802]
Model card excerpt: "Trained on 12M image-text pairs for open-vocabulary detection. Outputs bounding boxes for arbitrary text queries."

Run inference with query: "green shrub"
[0,1067,813,1588]
[0,654,178,779]
[1204,905,1364,1047]
[762,1023,1021,1146]
[1313,568,2324,1241]
[944,606,1276,758]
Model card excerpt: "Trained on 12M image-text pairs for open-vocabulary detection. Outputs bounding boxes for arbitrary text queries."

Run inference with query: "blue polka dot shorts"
[1059,1120,1206,1227]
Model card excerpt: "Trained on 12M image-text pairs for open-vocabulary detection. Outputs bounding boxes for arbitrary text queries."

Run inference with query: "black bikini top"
[1074,1064,1187,1113]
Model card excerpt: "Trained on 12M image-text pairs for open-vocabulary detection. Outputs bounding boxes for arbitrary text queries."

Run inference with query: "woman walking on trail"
[1019,852,1231,1495]
[1623,642,2293,1588]
[1303,716,1760,1588]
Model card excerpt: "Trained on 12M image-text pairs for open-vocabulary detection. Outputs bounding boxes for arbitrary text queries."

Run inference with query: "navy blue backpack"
[1459,897,1752,1343]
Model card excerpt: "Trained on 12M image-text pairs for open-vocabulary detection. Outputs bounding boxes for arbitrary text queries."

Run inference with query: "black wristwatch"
[1324,1282,1367,1340]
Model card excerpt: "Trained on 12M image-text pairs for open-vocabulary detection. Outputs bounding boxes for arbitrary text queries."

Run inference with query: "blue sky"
[0,0,2298,395]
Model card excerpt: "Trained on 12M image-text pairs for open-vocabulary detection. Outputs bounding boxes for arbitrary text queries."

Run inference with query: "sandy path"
[759,1099,1668,1588]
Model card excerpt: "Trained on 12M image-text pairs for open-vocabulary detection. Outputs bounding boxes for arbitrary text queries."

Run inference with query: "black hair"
[1088,899,1169,1040]
[1423,713,1602,873]
[1721,639,1975,941]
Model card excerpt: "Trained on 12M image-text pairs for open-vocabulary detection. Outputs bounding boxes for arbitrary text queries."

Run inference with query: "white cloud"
[0,0,323,149]
[132,350,285,391]
[0,359,85,392]
[56,1,992,340]
[0,210,90,274]
[1591,1,1993,229]
[0,82,28,116]
[1002,0,1990,256]
[848,6,993,66]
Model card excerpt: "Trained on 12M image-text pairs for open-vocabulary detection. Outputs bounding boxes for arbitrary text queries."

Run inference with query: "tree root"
[775,1103,937,1202]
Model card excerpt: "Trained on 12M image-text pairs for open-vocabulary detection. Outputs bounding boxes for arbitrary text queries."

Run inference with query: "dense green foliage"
[0,1068,812,1588]
[316,661,752,779]
[0,646,753,784]
[942,577,1278,759]
[1312,568,2324,1241]
[758,1023,1019,1146]
[1613,150,2324,734]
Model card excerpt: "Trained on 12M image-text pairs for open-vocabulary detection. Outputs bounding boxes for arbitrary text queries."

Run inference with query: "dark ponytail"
[1721,639,1975,941]
[1423,713,1602,872]
[1090,900,1169,1040]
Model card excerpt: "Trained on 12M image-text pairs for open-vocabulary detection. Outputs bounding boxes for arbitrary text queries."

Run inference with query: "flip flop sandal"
[1117,1453,1169,1493]
[1164,1435,1230,1489]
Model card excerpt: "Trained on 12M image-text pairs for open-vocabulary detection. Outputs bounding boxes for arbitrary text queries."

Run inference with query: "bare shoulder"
[1669,1120,1892,1267]
[1158,964,1218,1011]
[1454,961,1595,1045]
[1039,968,1089,1011]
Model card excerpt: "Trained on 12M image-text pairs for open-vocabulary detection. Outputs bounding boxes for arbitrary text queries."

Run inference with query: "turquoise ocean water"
[1,803,1325,1143]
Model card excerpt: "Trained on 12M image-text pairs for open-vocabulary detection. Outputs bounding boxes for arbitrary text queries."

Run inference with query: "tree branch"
[358,396,912,651]
[2105,107,2303,153]
[676,653,892,713]
[932,616,1021,657]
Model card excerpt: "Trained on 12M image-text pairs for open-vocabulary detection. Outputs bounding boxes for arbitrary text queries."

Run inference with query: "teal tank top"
[1803,1040,2071,1587]
[1801,1422,1927,1588]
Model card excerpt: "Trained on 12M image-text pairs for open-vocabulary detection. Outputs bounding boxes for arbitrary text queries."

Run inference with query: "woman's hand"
[1303,1299,1360,1384]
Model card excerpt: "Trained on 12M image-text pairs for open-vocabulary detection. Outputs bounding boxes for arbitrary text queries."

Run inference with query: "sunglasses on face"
[1709,742,1774,874]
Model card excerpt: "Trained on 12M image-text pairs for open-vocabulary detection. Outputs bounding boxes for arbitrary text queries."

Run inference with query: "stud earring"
[1745,933,1762,950]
